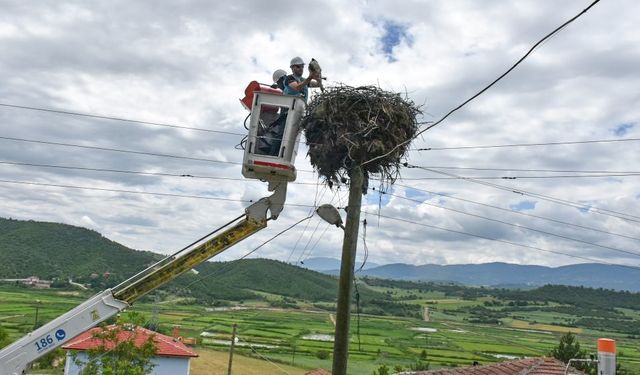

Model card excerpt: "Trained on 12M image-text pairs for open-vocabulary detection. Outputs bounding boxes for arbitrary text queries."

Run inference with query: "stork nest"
[301,85,421,189]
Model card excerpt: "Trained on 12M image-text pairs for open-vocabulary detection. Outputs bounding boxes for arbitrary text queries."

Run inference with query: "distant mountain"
[3,217,638,295]
[355,262,640,291]
[300,257,379,271]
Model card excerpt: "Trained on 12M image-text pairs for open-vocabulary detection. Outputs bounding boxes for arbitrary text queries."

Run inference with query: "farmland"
[2,282,639,374]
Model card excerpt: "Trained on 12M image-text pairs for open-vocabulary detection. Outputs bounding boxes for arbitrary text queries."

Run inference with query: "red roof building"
[63,325,197,375]
[404,357,586,375]
[63,325,198,358]
[305,369,332,375]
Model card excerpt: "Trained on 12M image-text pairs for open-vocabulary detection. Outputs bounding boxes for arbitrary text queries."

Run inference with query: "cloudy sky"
[1,0,639,270]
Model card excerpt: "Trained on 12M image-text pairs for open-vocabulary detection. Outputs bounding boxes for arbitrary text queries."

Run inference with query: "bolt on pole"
[332,166,364,375]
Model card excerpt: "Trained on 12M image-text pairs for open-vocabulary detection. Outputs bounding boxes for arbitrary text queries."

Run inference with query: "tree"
[420,349,428,361]
[371,364,390,375]
[72,313,157,375]
[550,332,587,371]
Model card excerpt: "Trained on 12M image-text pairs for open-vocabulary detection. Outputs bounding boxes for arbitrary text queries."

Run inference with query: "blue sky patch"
[366,186,392,206]
[380,20,412,62]
[509,200,537,211]
[613,123,634,136]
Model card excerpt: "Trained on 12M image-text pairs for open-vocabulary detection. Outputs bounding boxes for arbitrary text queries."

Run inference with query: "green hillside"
[0,217,159,282]
[0,217,409,315]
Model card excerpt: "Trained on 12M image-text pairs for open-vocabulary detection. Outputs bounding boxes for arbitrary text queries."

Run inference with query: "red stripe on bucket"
[253,160,293,170]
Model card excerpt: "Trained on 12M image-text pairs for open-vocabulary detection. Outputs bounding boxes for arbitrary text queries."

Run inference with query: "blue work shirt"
[283,74,308,102]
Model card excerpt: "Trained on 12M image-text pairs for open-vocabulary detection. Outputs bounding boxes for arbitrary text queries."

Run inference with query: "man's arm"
[288,76,312,92]
[288,72,321,91]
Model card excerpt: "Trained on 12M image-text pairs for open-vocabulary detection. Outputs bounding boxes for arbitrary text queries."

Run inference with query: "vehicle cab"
[240,81,305,182]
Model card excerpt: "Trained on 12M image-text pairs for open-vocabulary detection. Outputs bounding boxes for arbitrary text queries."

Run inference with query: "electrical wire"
[393,183,640,242]
[376,213,640,271]
[0,160,320,186]
[183,215,314,289]
[0,135,315,172]
[400,173,640,180]
[407,165,640,223]
[405,166,640,174]
[288,184,329,264]
[361,0,602,168]
[0,102,245,136]
[297,188,342,264]
[412,137,640,151]
[0,135,240,165]
[247,343,292,375]
[0,102,313,145]
[378,188,640,259]
[0,179,317,208]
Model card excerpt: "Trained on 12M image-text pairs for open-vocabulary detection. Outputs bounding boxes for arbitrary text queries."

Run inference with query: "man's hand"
[309,71,321,81]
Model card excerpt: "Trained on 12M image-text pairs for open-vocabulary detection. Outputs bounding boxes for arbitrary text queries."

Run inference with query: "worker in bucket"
[271,69,287,91]
[257,68,291,154]
[283,56,321,102]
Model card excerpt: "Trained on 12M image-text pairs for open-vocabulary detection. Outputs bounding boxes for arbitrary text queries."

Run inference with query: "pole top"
[597,338,616,353]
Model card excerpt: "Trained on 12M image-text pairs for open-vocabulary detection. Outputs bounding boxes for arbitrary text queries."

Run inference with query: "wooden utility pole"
[227,323,237,375]
[332,166,364,375]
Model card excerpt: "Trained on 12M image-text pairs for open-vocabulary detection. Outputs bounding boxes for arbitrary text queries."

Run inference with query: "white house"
[62,325,198,375]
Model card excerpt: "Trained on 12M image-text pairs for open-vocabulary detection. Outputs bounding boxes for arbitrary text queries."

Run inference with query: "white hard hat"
[290,56,305,67]
[272,69,287,83]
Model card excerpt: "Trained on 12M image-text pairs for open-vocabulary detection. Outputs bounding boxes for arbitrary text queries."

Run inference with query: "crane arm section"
[0,181,287,375]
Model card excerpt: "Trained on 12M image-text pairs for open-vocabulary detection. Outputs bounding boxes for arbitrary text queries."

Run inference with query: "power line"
[412,137,640,151]
[406,166,640,174]
[0,179,248,202]
[287,185,329,264]
[0,135,315,173]
[0,102,314,145]
[407,164,640,224]
[0,135,240,165]
[0,160,320,186]
[393,183,640,242]
[378,188,640,259]
[362,0,602,167]
[0,102,245,136]
[400,173,640,180]
[376,213,640,271]
[184,215,314,290]
[0,179,316,208]
[297,189,342,264]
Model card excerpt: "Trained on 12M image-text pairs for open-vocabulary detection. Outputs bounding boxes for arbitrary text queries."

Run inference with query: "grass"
[2,284,640,374]
[508,319,583,334]
[191,348,307,375]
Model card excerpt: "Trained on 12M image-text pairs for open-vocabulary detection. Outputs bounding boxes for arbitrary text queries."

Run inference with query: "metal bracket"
[246,180,288,221]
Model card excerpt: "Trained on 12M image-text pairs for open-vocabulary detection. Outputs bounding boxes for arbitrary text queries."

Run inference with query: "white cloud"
[1,0,639,270]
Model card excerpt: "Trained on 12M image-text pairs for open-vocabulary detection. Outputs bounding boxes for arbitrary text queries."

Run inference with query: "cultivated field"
[1,284,639,374]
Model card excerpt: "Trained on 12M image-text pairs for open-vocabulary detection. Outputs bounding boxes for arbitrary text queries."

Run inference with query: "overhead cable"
[0,135,315,173]
[0,160,319,185]
[0,135,239,165]
[407,165,640,224]
[407,166,640,174]
[400,173,640,180]
[377,213,640,272]
[378,189,640,259]
[362,0,602,167]
[0,179,316,208]
[393,183,640,242]
[0,102,244,136]
[413,137,640,151]
[184,214,315,290]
